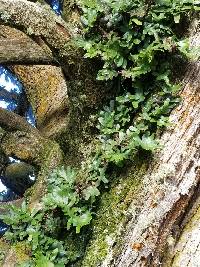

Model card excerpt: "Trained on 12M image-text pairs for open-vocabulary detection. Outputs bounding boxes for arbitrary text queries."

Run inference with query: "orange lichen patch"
[131,242,144,251]
[150,202,158,208]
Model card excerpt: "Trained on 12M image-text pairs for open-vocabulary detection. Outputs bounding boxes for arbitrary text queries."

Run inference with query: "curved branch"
[0,0,113,120]
[0,108,39,134]
[0,130,62,166]
[10,64,70,139]
[0,38,55,64]
[0,0,104,87]
[0,129,63,213]
[0,25,56,65]
[0,0,71,56]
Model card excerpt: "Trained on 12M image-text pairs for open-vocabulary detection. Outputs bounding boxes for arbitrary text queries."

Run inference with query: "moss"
[79,161,148,267]
[62,0,79,23]
[12,242,31,264]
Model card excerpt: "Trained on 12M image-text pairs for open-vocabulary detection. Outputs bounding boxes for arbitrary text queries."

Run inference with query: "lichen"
[0,11,11,22]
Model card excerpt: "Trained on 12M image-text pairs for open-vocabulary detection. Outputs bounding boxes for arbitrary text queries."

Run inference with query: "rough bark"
[114,62,200,266]
[163,186,200,267]
[0,0,71,52]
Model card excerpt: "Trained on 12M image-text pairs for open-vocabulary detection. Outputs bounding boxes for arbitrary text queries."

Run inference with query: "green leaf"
[140,135,159,151]
[35,254,54,267]
[67,211,92,233]
[132,18,142,25]
[174,14,180,23]
[97,69,118,80]
[83,186,100,201]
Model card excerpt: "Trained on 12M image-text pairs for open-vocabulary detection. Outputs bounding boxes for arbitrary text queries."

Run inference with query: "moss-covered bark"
[79,162,147,267]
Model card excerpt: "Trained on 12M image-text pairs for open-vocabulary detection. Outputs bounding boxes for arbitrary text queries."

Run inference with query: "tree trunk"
[0,1,199,266]
[75,32,200,267]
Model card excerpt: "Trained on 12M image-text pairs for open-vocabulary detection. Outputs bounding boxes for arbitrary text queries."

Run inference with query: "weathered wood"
[0,38,55,64]
[163,187,200,267]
